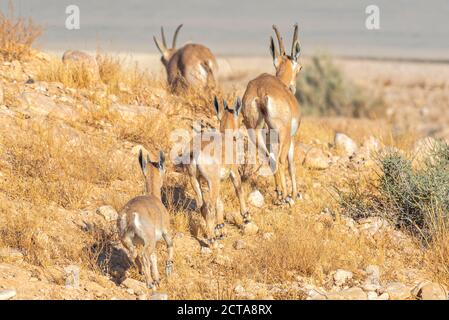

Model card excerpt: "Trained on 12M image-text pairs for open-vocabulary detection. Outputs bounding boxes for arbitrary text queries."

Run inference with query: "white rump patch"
[199,64,208,79]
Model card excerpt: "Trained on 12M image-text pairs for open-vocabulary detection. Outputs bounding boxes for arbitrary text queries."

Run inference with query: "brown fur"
[154,25,218,91]
[118,150,173,289]
[242,24,302,205]
[183,97,250,245]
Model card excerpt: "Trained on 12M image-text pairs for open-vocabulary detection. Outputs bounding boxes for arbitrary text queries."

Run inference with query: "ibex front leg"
[230,168,251,224]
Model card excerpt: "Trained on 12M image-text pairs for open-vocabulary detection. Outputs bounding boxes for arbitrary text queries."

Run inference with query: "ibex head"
[213,96,242,134]
[269,24,302,94]
[153,24,183,67]
[138,149,166,199]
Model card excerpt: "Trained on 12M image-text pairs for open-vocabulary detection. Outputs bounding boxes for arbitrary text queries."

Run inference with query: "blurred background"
[2,0,449,60]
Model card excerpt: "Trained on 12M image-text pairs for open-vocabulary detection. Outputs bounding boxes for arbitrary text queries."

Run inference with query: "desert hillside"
[1,12,449,301]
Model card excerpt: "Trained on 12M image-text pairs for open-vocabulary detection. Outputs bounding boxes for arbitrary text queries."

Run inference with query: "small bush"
[296,54,385,118]
[0,1,42,61]
[379,142,449,241]
[340,140,449,243]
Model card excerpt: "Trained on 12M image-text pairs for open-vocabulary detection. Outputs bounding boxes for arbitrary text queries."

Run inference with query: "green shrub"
[340,140,449,243]
[295,54,385,118]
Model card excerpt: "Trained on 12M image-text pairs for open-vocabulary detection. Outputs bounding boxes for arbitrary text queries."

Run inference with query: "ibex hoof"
[148,280,159,289]
[285,195,295,206]
[215,223,225,230]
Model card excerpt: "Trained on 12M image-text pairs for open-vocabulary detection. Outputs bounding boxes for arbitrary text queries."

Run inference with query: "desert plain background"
[0,0,448,300]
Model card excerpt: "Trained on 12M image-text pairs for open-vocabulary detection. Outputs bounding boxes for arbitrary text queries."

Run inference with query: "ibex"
[118,149,173,289]
[182,96,251,246]
[153,24,218,91]
[242,24,302,205]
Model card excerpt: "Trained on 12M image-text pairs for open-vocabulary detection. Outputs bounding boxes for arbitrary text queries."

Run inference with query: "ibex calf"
[242,24,303,206]
[118,150,173,289]
[183,97,251,246]
[154,24,218,91]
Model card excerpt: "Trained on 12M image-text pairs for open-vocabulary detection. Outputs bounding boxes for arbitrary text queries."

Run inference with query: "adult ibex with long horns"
[242,24,303,206]
[153,24,218,91]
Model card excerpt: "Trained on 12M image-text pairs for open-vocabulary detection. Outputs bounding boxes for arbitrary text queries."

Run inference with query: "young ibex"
[242,24,302,205]
[118,149,173,289]
[183,97,251,246]
[153,24,218,91]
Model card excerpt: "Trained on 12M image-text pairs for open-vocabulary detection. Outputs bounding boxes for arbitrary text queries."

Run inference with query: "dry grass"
[0,1,42,61]
[0,40,445,299]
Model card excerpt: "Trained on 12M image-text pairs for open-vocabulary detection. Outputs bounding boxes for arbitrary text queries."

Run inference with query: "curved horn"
[291,23,299,57]
[272,25,285,55]
[153,36,166,54]
[172,24,183,49]
[161,26,168,48]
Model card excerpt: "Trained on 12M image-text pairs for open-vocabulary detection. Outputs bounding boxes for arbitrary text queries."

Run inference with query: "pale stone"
[122,278,147,296]
[96,205,119,222]
[326,287,367,300]
[358,217,390,236]
[303,148,330,169]
[201,246,212,254]
[0,289,16,300]
[151,293,168,300]
[64,265,80,289]
[383,282,411,300]
[415,282,447,300]
[367,291,378,300]
[242,222,259,235]
[233,240,246,250]
[333,269,353,287]
[248,189,265,208]
[335,133,358,156]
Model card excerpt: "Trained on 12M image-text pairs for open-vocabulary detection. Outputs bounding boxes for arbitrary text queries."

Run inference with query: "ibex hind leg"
[162,231,174,277]
[287,140,300,200]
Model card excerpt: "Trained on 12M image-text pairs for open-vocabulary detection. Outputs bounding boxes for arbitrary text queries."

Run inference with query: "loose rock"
[415,282,447,300]
[334,133,358,156]
[383,282,411,300]
[242,222,259,235]
[121,278,147,296]
[0,289,16,300]
[333,269,353,287]
[326,287,367,300]
[248,189,264,208]
[233,240,246,250]
[303,148,330,169]
[151,292,168,300]
[96,205,119,222]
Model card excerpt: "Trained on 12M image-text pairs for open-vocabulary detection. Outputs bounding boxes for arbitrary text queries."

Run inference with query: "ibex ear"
[138,149,147,175]
[158,151,166,173]
[233,97,242,117]
[269,36,278,67]
[293,40,301,61]
[213,96,222,120]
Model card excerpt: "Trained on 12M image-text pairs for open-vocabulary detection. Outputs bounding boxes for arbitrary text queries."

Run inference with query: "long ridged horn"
[291,23,299,57]
[272,25,285,56]
[161,26,167,48]
[172,24,183,49]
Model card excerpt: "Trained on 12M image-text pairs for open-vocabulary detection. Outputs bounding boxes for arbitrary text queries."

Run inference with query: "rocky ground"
[0,51,448,300]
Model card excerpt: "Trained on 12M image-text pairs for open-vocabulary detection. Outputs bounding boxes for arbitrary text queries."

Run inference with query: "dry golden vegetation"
[0,7,448,300]
[0,1,42,62]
